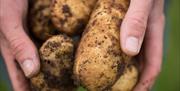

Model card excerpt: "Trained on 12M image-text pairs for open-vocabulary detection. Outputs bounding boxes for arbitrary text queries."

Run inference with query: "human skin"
[0,0,164,91]
[0,0,40,91]
[120,0,165,90]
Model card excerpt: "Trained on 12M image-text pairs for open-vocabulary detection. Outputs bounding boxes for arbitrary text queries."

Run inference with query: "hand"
[0,0,40,91]
[120,0,165,91]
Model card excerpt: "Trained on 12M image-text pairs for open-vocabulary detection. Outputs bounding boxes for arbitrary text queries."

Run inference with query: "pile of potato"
[28,0,139,91]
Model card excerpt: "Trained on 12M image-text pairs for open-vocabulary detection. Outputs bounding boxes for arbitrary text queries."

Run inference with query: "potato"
[28,0,59,41]
[51,0,97,35]
[73,0,134,90]
[30,35,76,91]
[111,63,138,91]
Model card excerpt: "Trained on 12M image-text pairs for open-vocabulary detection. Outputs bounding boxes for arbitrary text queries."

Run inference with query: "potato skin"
[74,0,132,90]
[30,35,76,91]
[51,0,97,35]
[111,63,138,91]
[28,0,60,41]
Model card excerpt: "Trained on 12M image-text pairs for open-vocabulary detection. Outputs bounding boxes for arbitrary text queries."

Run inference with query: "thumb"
[120,0,154,56]
[1,21,40,78]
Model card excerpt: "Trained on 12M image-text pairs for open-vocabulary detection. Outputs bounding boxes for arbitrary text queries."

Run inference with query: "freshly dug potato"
[28,0,59,41]
[111,63,138,91]
[30,35,76,91]
[51,0,97,35]
[73,0,134,90]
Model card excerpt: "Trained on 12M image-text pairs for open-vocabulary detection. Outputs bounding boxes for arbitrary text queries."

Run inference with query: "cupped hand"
[0,0,40,91]
[0,0,165,91]
[120,0,165,91]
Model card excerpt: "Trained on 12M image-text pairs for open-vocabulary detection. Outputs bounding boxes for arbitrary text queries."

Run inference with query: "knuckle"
[153,14,165,32]
[10,37,28,57]
[151,13,165,24]
[126,11,147,36]
[130,16,146,31]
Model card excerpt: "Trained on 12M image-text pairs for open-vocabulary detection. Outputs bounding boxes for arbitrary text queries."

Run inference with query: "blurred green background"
[0,0,179,91]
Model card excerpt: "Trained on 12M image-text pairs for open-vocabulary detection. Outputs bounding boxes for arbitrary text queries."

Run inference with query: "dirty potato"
[28,0,59,41]
[111,62,138,91]
[73,0,135,90]
[51,0,97,35]
[30,35,76,91]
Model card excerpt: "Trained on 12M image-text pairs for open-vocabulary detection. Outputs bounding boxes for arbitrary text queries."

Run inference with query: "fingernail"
[20,59,35,77]
[125,37,139,53]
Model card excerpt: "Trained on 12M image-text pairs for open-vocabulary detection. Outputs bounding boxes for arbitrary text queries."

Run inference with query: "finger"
[120,0,154,56]
[133,2,165,91]
[0,44,30,91]
[134,15,164,91]
[0,19,40,78]
[0,0,28,22]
